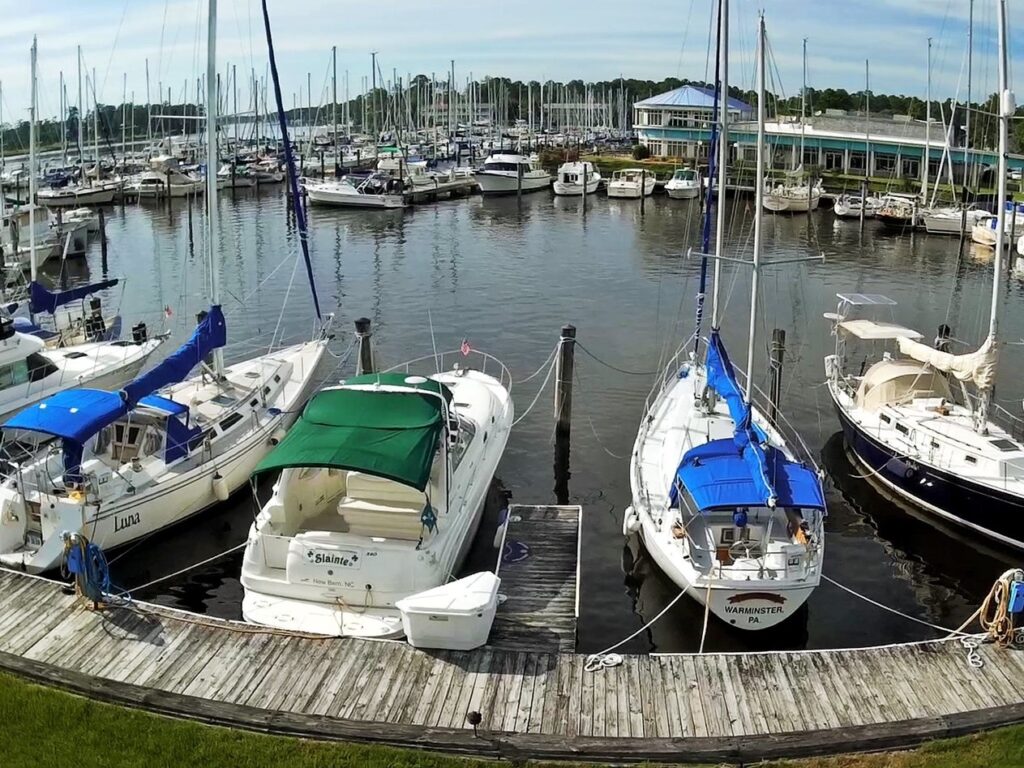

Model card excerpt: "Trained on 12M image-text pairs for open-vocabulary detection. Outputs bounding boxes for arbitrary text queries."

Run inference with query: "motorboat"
[241,355,513,638]
[625,10,825,631]
[826,2,1024,552]
[130,156,204,199]
[0,0,330,575]
[217,163,257,189]
[552,161,601,195]
[607,168,656,199]
[304,174,406,209]
[972,204,1024,247]
[63,207,100,233]
[833,194,881,219]
[472,151,551,195]
[664,168,699,200]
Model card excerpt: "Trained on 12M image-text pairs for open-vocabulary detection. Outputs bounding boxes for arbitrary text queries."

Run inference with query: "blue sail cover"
[121,304,226,407]
[675,439,826,512]
[3,389,127,442]
[28,279,119,315]
[674,329,819,509]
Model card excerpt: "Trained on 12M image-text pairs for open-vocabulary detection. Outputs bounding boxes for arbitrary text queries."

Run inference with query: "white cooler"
[395,571,501,651]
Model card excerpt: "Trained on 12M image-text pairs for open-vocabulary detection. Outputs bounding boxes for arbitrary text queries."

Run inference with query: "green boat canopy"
[254,373,452,491]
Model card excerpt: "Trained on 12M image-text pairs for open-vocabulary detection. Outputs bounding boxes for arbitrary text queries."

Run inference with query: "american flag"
[164,306,173,318]
[460,338,471,357]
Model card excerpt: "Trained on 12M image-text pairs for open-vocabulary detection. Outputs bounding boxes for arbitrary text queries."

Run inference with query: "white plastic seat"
[336,497,425,540]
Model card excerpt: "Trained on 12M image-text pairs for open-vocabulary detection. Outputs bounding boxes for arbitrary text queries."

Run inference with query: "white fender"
[269,428,287,446]
[212,472,229,502]
[622,505,641,536]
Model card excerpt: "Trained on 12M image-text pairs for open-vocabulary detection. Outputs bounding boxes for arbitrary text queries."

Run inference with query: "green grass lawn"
[1,670,1023,768]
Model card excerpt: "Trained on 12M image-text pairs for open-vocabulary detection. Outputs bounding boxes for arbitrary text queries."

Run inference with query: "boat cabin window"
[451,418,476,471]
[0,359,29,390]
[111,422,147,463]
[26,354,58,385]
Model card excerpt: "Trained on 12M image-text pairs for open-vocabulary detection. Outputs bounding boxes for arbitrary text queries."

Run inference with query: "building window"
[664,140,685,158]
[802,149,819,167]
[824,151,844,171]
[901,158,920,178]
[849,152,866,172]
[875,154,897,174]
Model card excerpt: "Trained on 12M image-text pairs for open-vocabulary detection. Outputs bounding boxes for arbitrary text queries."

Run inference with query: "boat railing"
[962,393,1024,443]
[384,348,514,394]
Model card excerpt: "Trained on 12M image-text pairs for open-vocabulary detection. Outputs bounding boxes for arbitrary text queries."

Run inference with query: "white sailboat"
[625,7,826,631]
[833,194,881,219]
[827,0,1024,551]
[0,1,330,573]
[241,351,513,638]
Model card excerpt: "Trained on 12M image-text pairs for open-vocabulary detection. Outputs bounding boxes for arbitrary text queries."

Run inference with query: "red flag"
[164,305,173,318]
[460,338,471,357]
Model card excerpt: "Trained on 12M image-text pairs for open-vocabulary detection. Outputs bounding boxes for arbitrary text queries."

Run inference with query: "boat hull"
[474,171,551,195]
[832,392,1024,550]
[666,185,699,199]
[306,186,405,208]
[552,178,600,195]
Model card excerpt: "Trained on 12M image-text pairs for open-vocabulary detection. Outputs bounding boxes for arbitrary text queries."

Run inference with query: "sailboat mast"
[206,0,224,375]
[92,68,99,182]
[76,46,84,165]
[60,72,67,165]
[29,38,37,284]
[800,38,806,166]
[979,0,1011,431]
[710,0,729,329]
[332,46,338,164]
[923,38,931,203]
[965,0,974,188]
[864,60,870,182]
[745,14,766,404]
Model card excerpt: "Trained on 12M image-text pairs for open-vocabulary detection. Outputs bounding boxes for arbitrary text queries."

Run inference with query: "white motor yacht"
[473,152,551,195]
[553,161,601,195]
[241,356,513,638]
[304,174,406,209]
[664,168,700,200]
[131,156,204,199]
[607,168,656,199]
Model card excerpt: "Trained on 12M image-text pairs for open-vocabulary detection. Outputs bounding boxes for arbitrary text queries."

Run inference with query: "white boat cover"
[838,319,923,341]
[896,334,998,389]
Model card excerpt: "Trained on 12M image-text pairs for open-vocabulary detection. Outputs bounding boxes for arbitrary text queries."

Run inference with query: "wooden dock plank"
[678,654,710,738]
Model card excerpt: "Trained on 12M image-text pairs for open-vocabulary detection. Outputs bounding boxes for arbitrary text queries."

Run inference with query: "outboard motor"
[131,322,148,344]
[0,317,15,341]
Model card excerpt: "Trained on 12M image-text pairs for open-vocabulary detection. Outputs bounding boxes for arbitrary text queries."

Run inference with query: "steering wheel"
[728,539,763,560]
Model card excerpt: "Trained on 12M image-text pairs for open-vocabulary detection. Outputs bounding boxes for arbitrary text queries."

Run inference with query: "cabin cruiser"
[241,359,513,638]
[972,204,1024,247]
[303,174,406,209]
[130,156,204,199]
[552,161,601,195]
[921,205,987,235]
[664,168,699,200]
[1,204,61,270]
[473,151,551,195]
[0,310,161,426]
[607,168,656,199]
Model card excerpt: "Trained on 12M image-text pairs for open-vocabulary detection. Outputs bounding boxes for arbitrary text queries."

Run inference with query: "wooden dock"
[403,177,477,205]
[1,504,1023,763]
[488,505,580,653]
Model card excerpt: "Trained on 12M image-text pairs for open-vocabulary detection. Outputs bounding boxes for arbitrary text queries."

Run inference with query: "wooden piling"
[957,185,969,259]
[554,324,575,505]
[768,328,786,424]
[640,170,646,215]
[98,208,108,269]
[581,163,587,213]
[859,178,867,229]
[355,317,374,375]
[517,162,523,203]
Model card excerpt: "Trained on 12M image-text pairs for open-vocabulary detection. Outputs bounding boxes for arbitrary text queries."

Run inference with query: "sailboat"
[0,1,330,573]
[826,0,1024,551]
[625,7,826,631]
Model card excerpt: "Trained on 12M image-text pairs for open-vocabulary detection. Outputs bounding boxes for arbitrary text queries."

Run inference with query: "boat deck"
[1,504,1023,763]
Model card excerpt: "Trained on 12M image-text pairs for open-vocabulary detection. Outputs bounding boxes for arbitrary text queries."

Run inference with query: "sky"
[0,0,1019,122]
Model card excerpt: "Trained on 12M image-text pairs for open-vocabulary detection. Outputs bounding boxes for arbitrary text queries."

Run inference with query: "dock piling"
[517,163,523,203]
[581,163,587,214]
[98,208,107,268]
[640,170,647,215]
[769,328,786,424]
[859,178,867,229]
[554,325,576,504]
[355,317,374,375]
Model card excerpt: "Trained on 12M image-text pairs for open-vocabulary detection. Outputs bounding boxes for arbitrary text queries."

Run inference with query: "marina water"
[80,187,1022,652]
